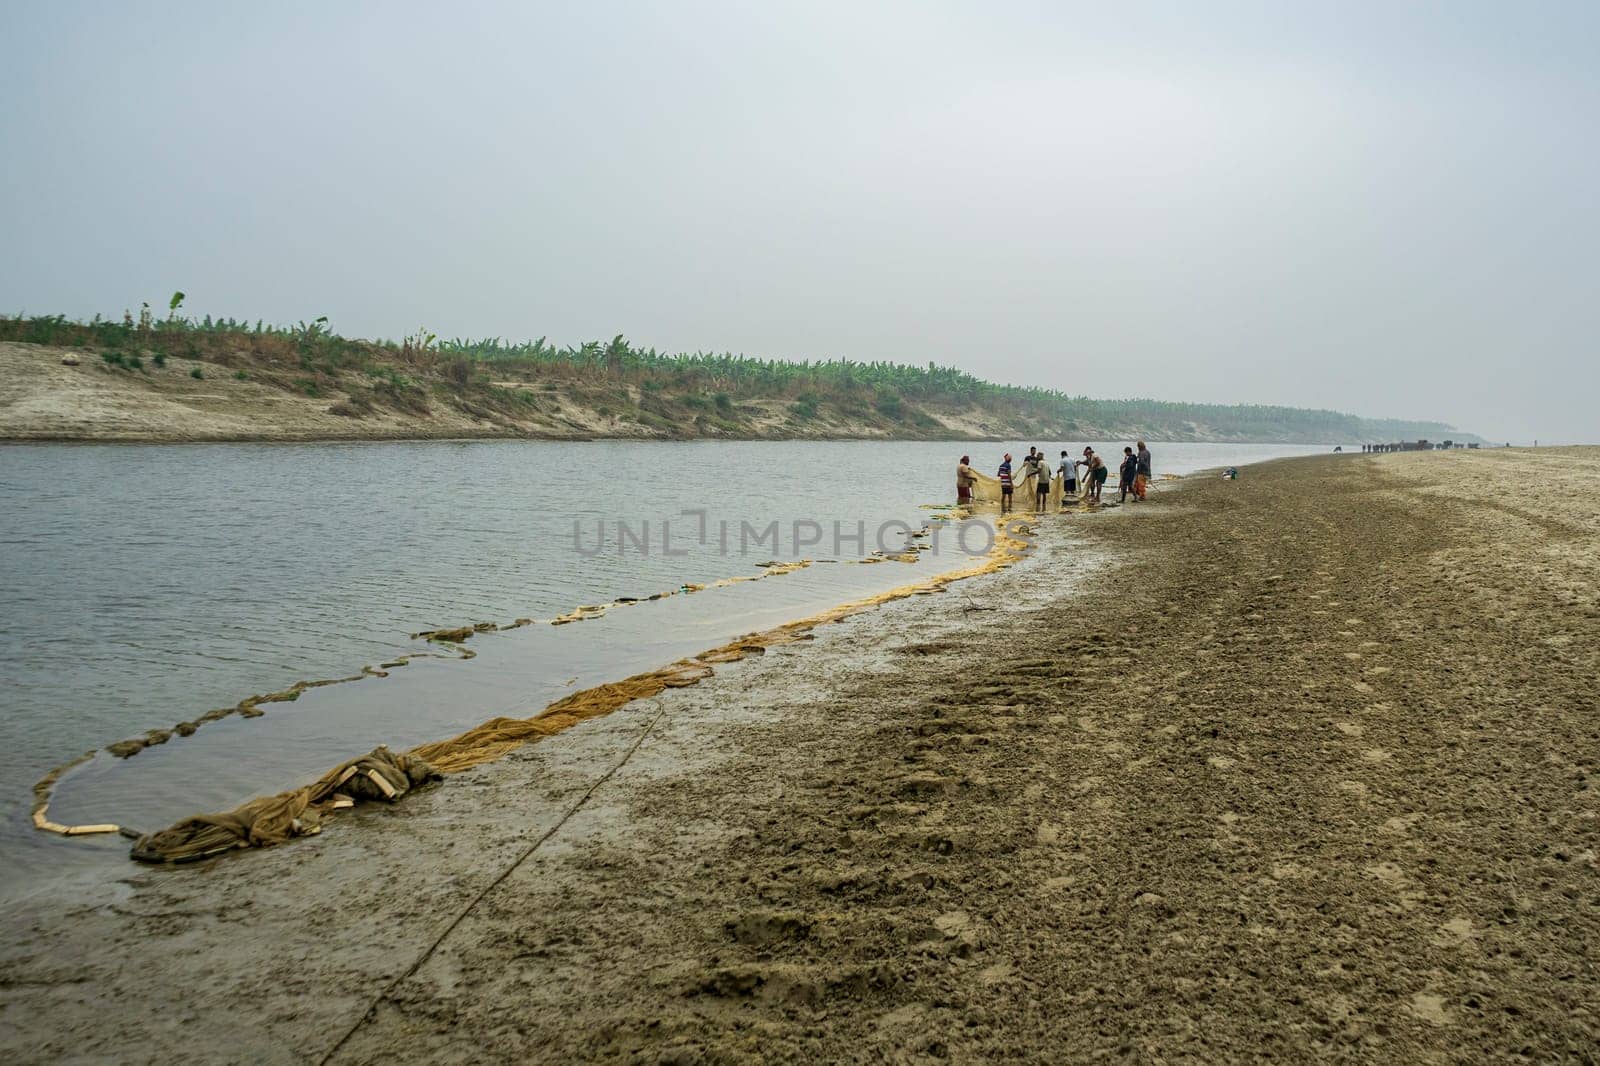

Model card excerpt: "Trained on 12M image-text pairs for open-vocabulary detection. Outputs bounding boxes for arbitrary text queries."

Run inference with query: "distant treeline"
[1,305,1476,443]
[431,333,1471,442]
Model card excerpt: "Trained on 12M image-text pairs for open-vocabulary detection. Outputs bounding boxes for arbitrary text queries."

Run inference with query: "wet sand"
[2,448,1597,1062]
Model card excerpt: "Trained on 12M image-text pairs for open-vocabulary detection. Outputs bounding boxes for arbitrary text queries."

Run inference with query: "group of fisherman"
[955,442,1152,514]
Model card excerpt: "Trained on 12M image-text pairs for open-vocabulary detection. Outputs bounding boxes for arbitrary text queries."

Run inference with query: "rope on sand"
[314,520,1043,1059]
[314,698,673,1066]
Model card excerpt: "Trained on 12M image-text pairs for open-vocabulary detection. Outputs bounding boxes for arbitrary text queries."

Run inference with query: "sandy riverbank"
[0,340,1102,444]
[2,448,1597,1061]
[0,340,1463,445]
[0,340,614,442]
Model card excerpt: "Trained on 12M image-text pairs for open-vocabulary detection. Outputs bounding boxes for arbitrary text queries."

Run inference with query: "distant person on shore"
[956,455,976,505]
[1136,441,1152,500]
[998,453,1015,513]
[1058,450,1078,506]
[1119,447,1139,502]
[1034,457,1052,511]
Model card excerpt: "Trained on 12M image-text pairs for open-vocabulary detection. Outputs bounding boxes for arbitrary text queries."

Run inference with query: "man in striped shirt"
[997,453,1014,514]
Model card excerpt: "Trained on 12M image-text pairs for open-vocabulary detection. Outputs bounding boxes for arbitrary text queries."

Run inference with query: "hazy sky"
[3,2,1596,442]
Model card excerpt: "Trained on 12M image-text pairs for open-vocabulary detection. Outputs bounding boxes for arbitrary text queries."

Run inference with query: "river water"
[0,438,1335,898]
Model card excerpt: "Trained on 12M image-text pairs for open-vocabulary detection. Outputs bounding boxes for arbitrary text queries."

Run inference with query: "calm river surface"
[0,438,1335,898]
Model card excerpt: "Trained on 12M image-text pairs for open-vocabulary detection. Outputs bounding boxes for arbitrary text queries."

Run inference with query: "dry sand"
[2,449,1597,1062]
[0,341,583,442]
[0,340,1403,446]
[0,341,1031,443]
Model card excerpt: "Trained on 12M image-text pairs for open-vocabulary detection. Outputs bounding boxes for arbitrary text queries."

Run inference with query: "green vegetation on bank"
[1,301,1475,443]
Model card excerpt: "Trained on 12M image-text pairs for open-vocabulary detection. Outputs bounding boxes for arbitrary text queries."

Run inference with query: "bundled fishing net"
[128,747,439,863]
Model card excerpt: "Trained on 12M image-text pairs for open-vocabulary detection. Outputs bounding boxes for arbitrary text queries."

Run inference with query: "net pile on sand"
[126,747,438,864]
[32,514,1032,863]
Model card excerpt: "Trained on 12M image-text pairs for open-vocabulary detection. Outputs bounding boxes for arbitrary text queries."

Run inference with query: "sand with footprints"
[2,448,1596,1062]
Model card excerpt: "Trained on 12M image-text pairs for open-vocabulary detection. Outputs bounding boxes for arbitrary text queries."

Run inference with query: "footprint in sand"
[1367,861,1427,910]
[979,961,1016,985]
[1409,992,1452,1026]
[1381,813,1422,835]
[1366,861,1408,886]
[1435,917,1477,946]
[1361,748,1391,763]
[1334,721,1365,737]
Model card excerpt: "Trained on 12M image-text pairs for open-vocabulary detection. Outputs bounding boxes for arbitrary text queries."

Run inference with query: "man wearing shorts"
[1083,447,1107,502]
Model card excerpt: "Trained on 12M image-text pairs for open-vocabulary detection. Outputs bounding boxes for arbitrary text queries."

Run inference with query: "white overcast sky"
[3,1,1596,442]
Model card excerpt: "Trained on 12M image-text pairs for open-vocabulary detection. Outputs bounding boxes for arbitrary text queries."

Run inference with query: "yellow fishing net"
[966,461,1099,512]
[32,515,1035,864]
